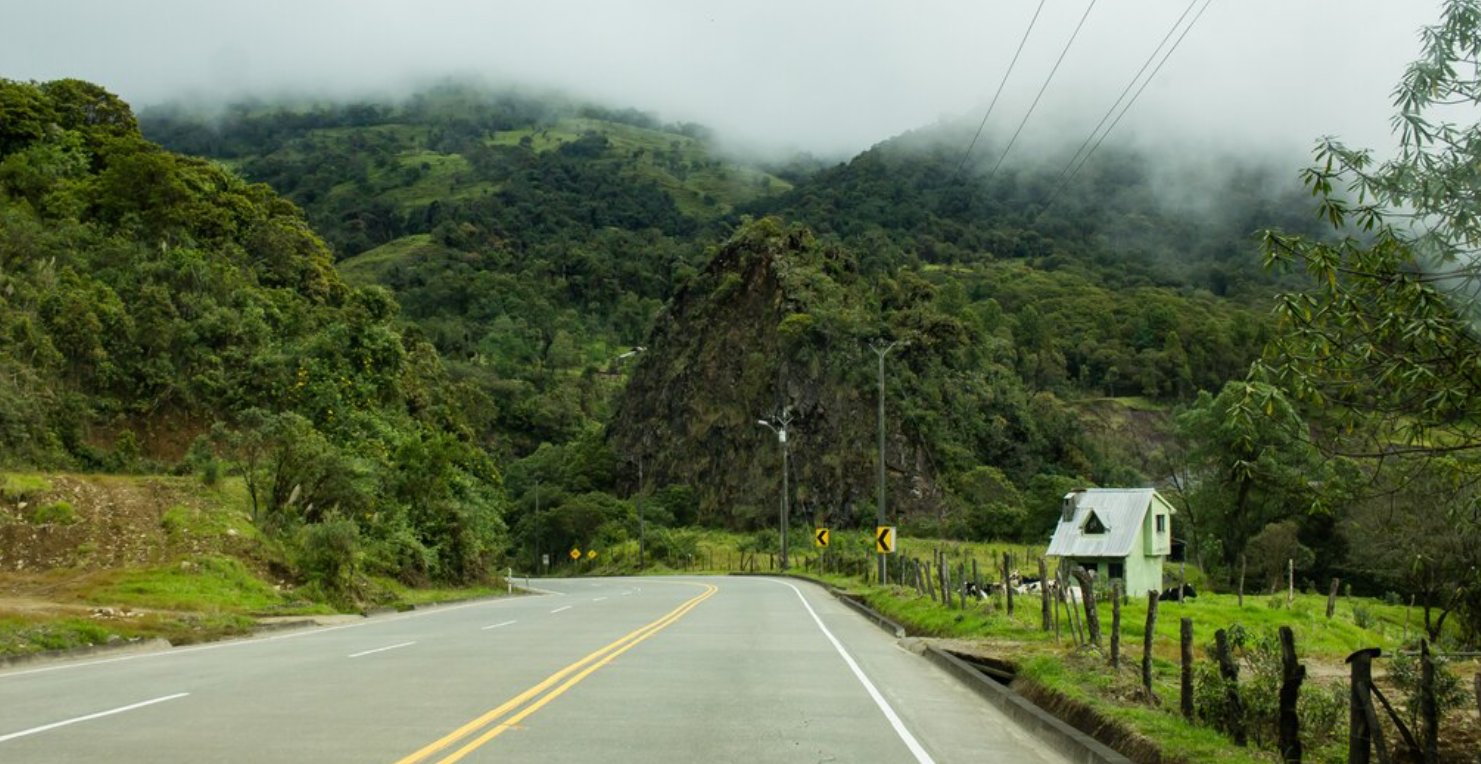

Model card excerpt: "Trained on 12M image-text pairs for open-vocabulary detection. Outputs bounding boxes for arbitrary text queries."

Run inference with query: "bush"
[1352,603,1375,630]
[30,501,76,525]
[1388,651,1469,730]
[297,517,362,593]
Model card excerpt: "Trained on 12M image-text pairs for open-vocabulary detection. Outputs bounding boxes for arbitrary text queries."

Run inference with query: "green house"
[1046,488,1175,596]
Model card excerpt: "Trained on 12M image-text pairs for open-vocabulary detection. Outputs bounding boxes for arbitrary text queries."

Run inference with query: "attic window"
[1082,510,1107,535]
[1156,514,1166,533]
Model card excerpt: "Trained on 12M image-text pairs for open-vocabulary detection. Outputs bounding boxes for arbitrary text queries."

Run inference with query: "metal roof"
[1046,489,1166,558]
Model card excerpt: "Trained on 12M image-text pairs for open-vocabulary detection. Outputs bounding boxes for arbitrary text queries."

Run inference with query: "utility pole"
[636,455,645,570]
[758,409,795,571]
[614,346,647,571]
[871,339,904,583]
[533,477,542,575]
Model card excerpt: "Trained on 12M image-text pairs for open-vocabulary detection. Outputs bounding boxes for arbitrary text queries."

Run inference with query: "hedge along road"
[0,576,1071,763]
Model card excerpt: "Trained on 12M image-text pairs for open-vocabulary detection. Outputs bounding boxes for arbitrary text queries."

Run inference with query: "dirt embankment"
[0,475,254,573]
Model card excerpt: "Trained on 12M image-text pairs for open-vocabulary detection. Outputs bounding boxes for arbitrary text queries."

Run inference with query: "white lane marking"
[0,692,188,744]
[550,606,572,614]
[0,596,525,681]
[481,620,517,631]
[765,579,937,764]
[347,641,416,659]
[592,597,608,602]
[520,585,567,596]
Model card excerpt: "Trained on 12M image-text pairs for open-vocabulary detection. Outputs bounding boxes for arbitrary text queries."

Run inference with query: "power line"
[984,0,1100,184]
[951,0,1049,180]
[1036,0,1216,218]
[1042,0,1200,198]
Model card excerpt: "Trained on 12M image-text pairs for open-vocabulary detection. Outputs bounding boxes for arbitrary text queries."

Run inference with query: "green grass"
[1,473,52,502]
[29,500,76,525]
[159,502,258,543]
[366,576,512,609]
[337,234,455,287]
[88,555,287,613]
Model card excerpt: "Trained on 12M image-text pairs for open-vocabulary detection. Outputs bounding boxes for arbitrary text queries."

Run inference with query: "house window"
[1109,561,1124,580]
[1083,510,1106,535]
[1156,514,1166,533]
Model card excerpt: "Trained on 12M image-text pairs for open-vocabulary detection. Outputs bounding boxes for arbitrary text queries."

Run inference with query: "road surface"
[0,576,1071,763]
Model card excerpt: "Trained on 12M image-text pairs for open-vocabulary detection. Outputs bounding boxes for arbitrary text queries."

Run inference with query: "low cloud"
[1,0,1441,162]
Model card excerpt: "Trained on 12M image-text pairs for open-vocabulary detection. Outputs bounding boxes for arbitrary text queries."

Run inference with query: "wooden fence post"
[1287,558,1295,610]
[1142,590,1159,704]
[1110,584,1121,669]
[1327,577,1341,620]
[1421,641,1438,764]
[972,557,980,590]
[926,561,937,602]
[1238,554,1247,608]
[1071,567,1101,646]
[1473,674,1481,764]
[1039,558,1053,632]
[1278,626,1304,764]
[1180,617,1194,721]
[1214,629,1247,745]
[1346,647,1383,764]
[1003,552,1015,616]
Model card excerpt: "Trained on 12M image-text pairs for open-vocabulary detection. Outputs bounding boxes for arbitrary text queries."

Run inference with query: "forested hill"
[137,84,1306,531]
[745,125,1322,298]
[141,84,796,456]
[0,78,504,584]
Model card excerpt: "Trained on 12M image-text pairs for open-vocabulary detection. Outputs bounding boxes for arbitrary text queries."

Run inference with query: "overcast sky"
[0,0,1443,161]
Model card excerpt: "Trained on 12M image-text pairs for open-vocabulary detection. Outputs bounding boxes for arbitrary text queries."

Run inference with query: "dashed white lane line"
[0,692,189,744]
[348,641,416,659]
[481,620,517,631]
[592,597,608,602]
[550,606,572,614]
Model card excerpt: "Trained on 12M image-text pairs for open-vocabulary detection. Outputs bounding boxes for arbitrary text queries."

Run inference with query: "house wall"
[1142,494,1173,556]
[1074,553,1164,596]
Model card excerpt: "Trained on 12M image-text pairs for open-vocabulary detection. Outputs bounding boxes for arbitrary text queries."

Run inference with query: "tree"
[1176,382,1331,574]
[1257,0,1481,458]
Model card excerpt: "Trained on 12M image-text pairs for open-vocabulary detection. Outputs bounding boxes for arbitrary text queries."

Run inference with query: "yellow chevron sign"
[875,526,896,554]
[814,528,829,548]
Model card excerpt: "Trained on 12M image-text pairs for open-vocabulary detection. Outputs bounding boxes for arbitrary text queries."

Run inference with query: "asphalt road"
[0,576,1072,763]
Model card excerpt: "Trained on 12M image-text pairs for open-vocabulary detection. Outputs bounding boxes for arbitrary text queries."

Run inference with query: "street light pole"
[871,339,903,583]
[542,473,547,577]
[637,455,645,570]
[758,410,795,571]
[614,346,648,571]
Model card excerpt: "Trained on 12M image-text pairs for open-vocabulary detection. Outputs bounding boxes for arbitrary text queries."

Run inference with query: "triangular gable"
[1082,510,1107,535]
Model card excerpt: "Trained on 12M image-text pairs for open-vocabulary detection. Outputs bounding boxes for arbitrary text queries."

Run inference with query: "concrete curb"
[251,618,321,634]
[923,646,1134,764]
[0,637,172,670]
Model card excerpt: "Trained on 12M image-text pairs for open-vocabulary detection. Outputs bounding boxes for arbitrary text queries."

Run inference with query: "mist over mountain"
[2,1,1438,160]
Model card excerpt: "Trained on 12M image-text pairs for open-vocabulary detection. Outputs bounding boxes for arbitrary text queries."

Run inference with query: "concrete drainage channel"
[734,572,1133,764]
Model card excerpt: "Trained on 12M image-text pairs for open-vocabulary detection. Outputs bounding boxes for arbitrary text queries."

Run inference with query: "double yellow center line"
[392,582,717,764]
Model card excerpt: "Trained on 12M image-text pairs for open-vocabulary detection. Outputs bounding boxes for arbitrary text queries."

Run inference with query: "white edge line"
[481,620,517,631]
[550,605,572,614]
[0,596,518,681]
[766,578,937,764]
[0,692,189,744]
[348,641,416,659]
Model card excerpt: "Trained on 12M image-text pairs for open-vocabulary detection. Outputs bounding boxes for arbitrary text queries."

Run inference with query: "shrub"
[1388,651,1469,730]
[297,517,362,593]
[1352,603,1375,630]
[30,500,77,525]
